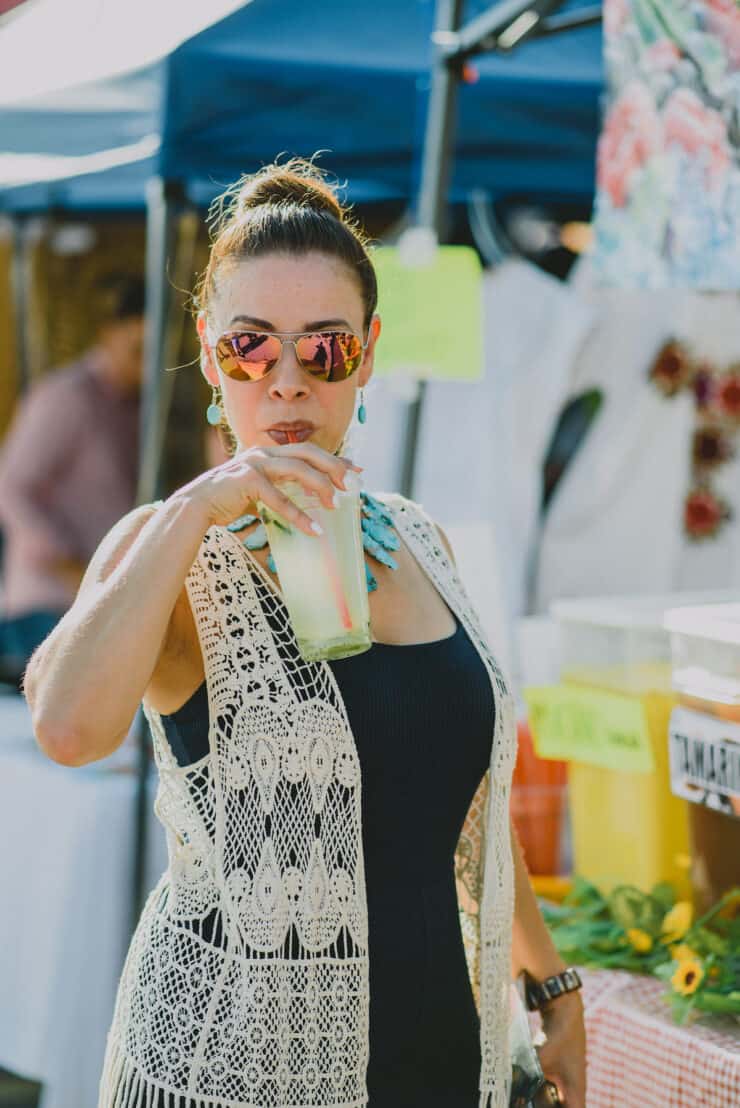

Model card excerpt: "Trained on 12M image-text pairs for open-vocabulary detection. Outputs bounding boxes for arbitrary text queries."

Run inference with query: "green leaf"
[672,994,697,1026]
[565,876,606,907]
[608,885,663,935]
[693,887,740,930]
[694,992,740,1015]
[650,882,676,913]
[691,927,729,958]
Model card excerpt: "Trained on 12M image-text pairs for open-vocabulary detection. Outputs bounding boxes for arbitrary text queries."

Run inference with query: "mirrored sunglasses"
[214,329,366,383]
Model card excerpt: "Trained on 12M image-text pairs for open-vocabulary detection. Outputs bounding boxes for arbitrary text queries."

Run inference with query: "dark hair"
[96,273,146,323]
[197,156,377,333]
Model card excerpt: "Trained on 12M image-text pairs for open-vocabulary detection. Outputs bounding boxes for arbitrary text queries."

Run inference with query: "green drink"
[259,476,371,662]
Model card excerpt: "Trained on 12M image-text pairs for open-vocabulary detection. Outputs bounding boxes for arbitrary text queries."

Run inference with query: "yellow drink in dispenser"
[545,594,738,897]
[563,663,690,896]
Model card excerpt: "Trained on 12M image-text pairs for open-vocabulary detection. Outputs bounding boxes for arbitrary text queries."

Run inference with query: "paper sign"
[371,245,483,381]
[523,685,655,774]
[669,706,740,819]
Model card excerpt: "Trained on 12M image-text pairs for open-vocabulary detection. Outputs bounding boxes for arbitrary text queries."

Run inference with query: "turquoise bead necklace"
[226,491,400,593]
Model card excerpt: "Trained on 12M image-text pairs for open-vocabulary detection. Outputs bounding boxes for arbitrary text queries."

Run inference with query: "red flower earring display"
[649,340,739,541]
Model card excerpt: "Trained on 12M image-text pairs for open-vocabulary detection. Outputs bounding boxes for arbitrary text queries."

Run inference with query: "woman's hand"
[537,992,587,1108]
[178,442,361,536]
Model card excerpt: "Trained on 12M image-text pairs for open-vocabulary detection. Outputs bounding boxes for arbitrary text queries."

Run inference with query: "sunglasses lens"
[296,332,363,382]
[215,332,282,380]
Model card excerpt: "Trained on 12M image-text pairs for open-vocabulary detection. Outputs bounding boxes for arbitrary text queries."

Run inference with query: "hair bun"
[199,153,377,348]
[234,157,344,221]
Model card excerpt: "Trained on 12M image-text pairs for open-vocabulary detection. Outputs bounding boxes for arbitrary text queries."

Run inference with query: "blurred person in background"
[0,273,144,670]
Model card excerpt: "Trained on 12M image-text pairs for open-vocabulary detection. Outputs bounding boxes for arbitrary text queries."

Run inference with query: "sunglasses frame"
[210,327,370,383]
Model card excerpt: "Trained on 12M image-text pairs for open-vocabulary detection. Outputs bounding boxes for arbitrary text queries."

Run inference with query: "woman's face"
[201,251,380,456]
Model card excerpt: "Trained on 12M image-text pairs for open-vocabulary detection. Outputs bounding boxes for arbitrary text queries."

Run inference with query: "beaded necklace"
[226,491,400,593]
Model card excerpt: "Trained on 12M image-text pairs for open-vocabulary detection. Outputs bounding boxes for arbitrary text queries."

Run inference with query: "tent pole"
[138,177,181,507]
[130,176,178,935]
[400,0,464,499]
[10,215,32,394]
[154,203,200,471]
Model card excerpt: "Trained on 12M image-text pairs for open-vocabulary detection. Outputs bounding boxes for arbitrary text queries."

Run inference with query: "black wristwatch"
[525,967,583,1012]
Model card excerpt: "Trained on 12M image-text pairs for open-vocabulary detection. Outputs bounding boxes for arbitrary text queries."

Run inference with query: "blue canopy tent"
[162,0,602,205]
[0,0,602,212]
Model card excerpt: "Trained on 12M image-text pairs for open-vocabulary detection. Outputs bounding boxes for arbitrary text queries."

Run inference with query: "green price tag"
[523,685,655,774]
[371,245,483,381]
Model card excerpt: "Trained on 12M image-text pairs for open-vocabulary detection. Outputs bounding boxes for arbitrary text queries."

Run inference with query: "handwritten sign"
[372,245,483,381]
[669,706,740,818]
[523,685,655,774]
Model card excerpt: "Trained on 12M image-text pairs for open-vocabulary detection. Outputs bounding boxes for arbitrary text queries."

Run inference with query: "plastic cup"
[258,475,371,662]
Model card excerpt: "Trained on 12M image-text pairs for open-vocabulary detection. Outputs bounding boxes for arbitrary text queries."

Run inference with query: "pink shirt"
[0,351,140,617]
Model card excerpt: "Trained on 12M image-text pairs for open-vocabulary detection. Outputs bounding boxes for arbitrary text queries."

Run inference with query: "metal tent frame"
[402,0,601,497]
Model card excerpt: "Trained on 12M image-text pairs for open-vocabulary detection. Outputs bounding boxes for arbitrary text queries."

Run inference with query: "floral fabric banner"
[593,0,740,287]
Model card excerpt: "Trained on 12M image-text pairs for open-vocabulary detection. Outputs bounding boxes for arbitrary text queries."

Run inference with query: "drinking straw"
[315,519,353,631]
[278,459,353,633]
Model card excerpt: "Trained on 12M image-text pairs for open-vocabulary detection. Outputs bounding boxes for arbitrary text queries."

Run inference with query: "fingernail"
[332,491,340,508]
[310,521,324,535]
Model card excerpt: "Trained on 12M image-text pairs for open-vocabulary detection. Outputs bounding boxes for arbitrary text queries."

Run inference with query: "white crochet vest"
[98,493,516,1108]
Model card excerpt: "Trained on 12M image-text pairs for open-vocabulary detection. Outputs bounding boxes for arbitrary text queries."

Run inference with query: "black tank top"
[161,602,495,1107]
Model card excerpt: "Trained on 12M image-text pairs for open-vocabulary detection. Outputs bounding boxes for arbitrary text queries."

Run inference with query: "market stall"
[518,590,740,1102]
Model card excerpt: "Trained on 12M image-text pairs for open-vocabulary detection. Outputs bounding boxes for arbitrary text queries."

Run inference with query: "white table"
[0,694,167,1108]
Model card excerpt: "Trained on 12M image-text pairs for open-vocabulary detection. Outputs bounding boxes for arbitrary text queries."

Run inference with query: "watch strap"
[525,967,583,1011]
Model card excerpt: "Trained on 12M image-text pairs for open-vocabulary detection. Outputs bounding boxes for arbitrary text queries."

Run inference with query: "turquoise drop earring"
[206,387,222,427]
[358,387,367,425]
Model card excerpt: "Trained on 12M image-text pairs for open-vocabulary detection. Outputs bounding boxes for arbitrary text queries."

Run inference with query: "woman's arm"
[512,818,587,1107]
[25,442,357,768]
[24,493,212,767]
[510,817,570,982]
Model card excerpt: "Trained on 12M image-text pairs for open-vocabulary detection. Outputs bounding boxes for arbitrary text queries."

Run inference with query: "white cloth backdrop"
[535,261,740,613]
[0,695,167,1108]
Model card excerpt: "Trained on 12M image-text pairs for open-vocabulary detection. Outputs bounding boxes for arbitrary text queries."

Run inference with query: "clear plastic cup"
[258,475,371,662]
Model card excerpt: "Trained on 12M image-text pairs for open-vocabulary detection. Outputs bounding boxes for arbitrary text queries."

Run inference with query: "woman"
[24,160,586,1108]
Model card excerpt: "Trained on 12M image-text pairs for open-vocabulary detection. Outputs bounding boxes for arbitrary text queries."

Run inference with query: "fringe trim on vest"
[99,1035,369,1108]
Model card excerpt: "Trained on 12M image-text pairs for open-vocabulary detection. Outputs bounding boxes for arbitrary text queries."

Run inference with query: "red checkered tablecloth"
[577,968,740,1107]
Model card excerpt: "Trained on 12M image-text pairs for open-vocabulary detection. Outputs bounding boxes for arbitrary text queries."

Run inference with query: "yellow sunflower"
[671,959,705,997]
[627,928,653,953]
[661,901,693,945]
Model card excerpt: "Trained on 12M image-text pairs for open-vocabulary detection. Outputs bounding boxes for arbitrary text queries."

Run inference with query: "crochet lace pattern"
[98,493,516,1108]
